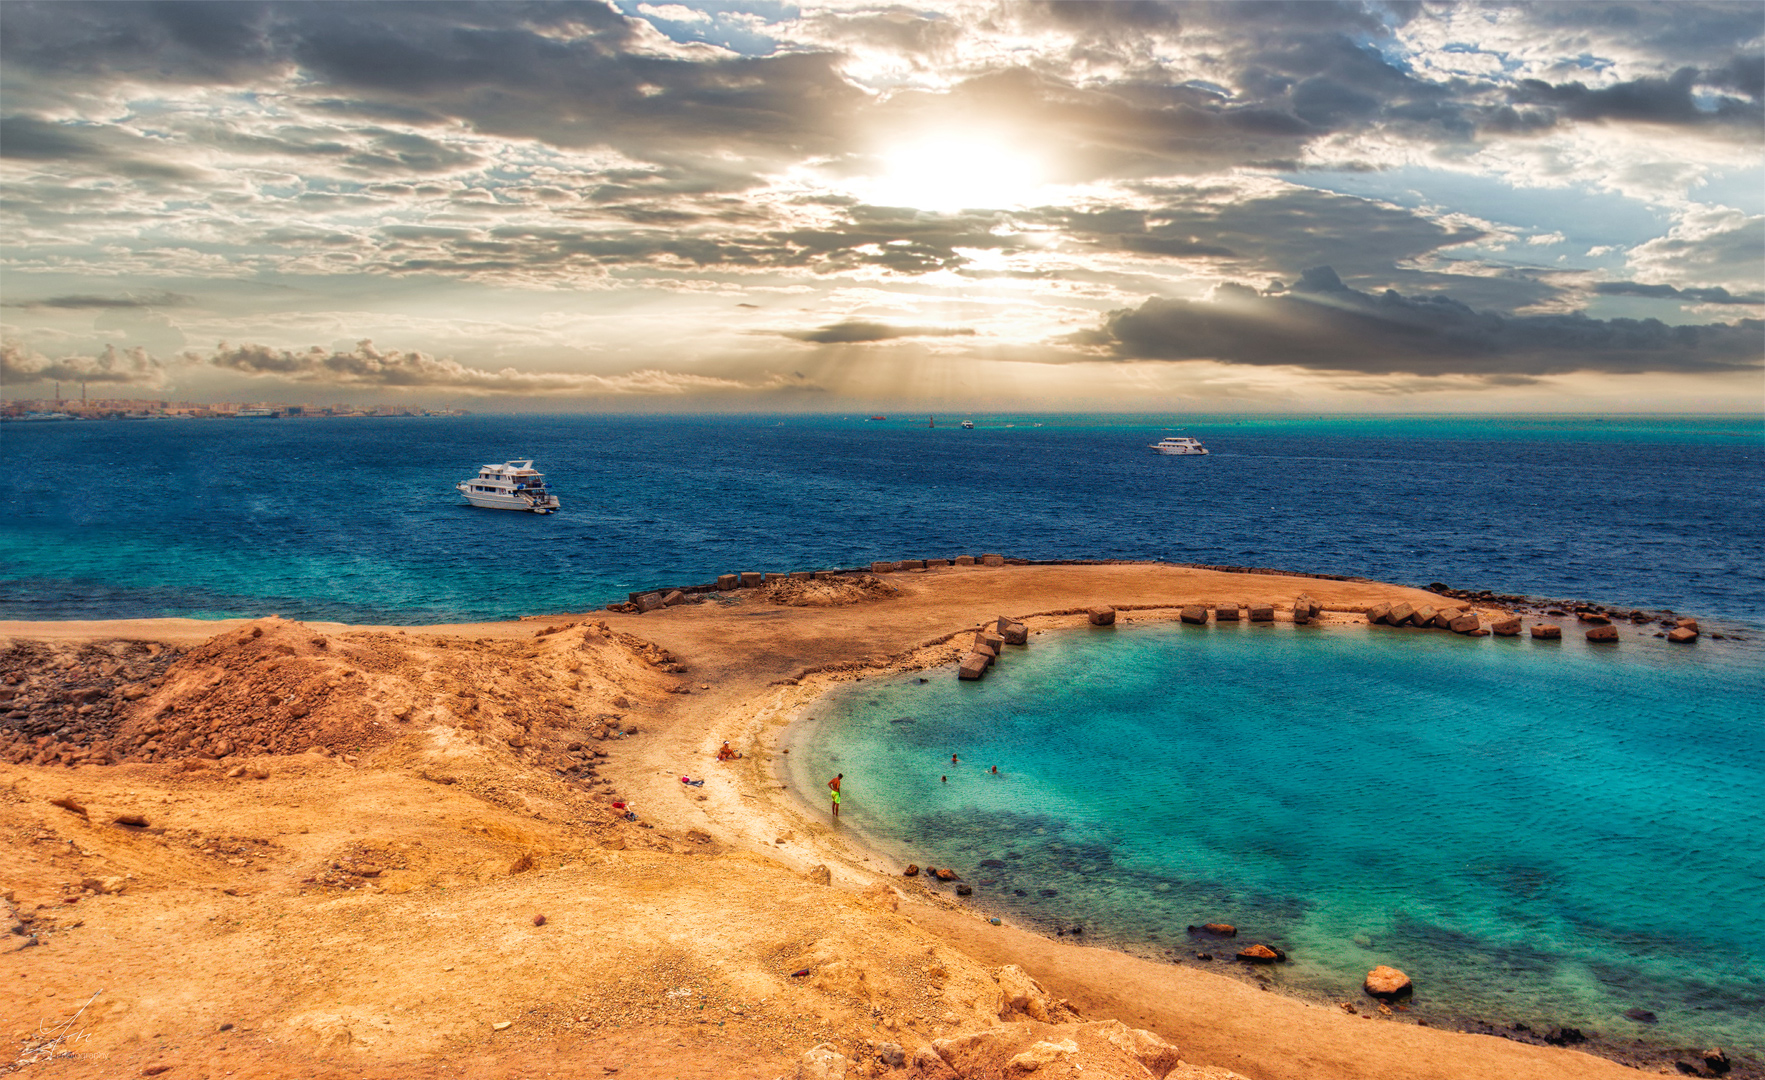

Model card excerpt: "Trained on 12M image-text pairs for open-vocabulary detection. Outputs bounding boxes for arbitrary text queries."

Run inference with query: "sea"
[3,412,1762,1057]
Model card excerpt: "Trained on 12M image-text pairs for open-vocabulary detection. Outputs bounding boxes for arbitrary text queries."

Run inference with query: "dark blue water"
[2,414,1761,625]
[787,622,1765,1054]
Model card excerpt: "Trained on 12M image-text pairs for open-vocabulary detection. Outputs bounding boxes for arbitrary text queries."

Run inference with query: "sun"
[857,134,1048,213]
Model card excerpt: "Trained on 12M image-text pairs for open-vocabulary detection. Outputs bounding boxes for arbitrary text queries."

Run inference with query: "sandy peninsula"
[0,563,1705,1079]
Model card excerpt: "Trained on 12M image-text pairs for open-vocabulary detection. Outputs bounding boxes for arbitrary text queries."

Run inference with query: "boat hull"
[457,487,559,513]
[1150,446,1208,455]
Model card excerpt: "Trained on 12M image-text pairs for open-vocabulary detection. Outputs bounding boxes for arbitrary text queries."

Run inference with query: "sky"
[1,0,1761,413]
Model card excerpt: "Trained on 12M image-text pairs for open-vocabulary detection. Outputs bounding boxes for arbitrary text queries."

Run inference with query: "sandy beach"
[0,563,1715,1079]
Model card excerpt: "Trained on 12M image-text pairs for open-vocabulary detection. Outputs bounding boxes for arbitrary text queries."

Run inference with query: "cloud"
[1591,281,1765,305]
[1625,211,1765,296]
[781,321,977,344]
[199,339,805,396]
[1508,66,1763,130]
[1092,266,1764,378]
[3,291,193,310]
[1,340,167,385]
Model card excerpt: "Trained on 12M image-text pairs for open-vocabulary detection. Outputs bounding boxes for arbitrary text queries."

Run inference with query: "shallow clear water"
[786,622,1765,1053]
[2,413,1761,624]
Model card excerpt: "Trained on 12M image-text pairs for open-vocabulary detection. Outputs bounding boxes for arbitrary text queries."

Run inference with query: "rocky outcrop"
[1363,965,1412,998]
[795,1042,848,1080]
[1088,607,1116,626]
[1668,626,1698,643]
[1180,606,1208,625]
[932,1018,1189,1080]
[1531,623,1562,640]
[1491,617,1522,636]
[1235,944,1284,963]
[1586,625,1619,643]
[1577,612,1612,625]
[994,964,1053,1022]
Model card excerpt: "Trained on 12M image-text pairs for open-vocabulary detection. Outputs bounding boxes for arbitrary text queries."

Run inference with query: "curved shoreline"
[766,613,1758,1076]
[2,561,1754,1080]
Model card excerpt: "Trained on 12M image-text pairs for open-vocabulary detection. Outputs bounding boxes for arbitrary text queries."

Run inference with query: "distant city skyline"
[1,1,1760,413]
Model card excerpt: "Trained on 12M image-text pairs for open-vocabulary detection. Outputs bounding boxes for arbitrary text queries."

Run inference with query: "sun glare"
[859,135,1048,213]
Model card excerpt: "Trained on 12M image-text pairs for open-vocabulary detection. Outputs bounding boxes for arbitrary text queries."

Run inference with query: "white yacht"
[456,460,560,513]
[1149,436,1209,455]
[961,420,975,429]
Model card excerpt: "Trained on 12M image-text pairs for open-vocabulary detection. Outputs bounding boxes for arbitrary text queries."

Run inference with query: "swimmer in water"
[941,775,947,783]
[990,765,999,775]
[951,753,959,765]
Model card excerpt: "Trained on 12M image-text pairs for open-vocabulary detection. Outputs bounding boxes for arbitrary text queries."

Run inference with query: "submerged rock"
[1531,624,1562,640]
[1668,627,1698,644]
[1236,943,1284,963]
[1586,625,1619,643]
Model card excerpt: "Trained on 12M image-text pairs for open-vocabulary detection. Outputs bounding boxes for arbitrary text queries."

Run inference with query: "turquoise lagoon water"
[785,622,1765,1054]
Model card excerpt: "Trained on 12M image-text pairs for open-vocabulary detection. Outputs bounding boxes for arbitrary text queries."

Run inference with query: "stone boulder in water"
[1236,943,1284,963]
[1364,965,1412,998]
[1180,606,1208,625]
[1531,623,1562,639]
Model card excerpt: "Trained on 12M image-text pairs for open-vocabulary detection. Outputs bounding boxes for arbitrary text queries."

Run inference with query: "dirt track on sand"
[1,564,1676,1079]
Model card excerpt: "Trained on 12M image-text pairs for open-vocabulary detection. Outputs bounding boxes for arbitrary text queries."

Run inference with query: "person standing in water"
[828,773,843,818]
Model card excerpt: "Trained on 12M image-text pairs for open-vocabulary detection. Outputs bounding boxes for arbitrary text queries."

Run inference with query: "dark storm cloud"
[1509,67,1762,128]
[3,291,193,310]
[1592,281,1765,305]
[0,1,868,185]
[781,321,976,344]
[1095,266,1763,377]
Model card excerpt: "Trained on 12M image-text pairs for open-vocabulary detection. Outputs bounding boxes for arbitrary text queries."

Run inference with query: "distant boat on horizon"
[1149,436,1209,455]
